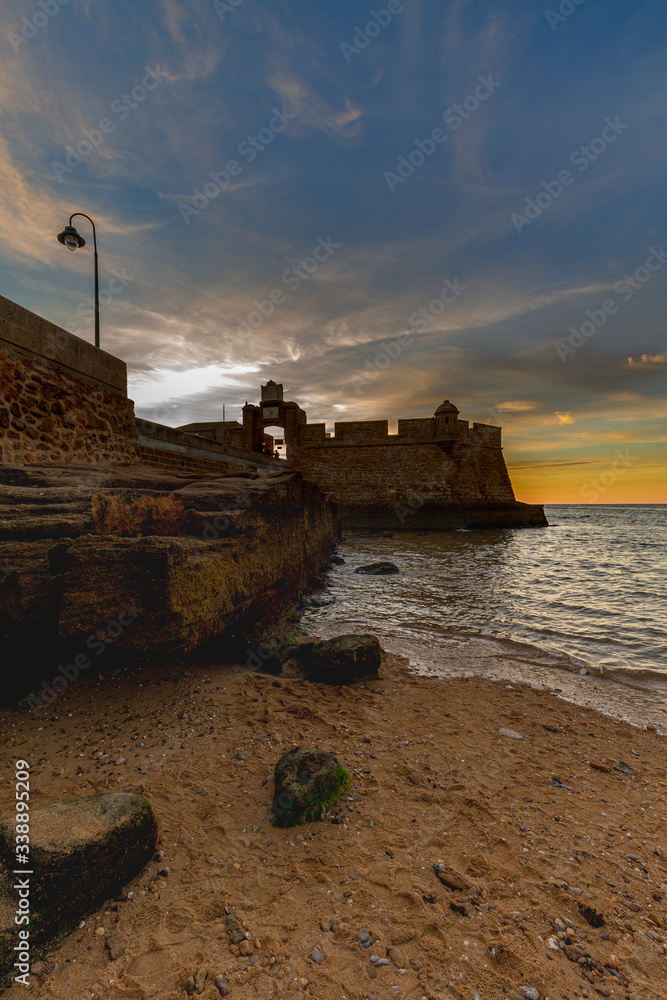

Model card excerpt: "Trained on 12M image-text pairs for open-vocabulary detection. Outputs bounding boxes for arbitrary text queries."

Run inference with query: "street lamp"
[57,213,100,349]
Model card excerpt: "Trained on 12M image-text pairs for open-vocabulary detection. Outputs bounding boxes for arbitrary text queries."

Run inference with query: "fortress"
[0,295,545,530]
[188,381,547,530]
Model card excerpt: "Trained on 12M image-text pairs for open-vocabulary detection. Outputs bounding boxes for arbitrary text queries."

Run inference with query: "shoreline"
[1,653,666,999]
[300,620,667,734]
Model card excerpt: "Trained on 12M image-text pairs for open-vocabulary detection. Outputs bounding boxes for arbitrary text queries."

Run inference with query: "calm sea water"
[300,506,667,689]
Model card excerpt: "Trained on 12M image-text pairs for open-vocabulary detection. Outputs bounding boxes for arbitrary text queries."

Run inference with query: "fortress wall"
[471,423,502,447]
[299,423,327,445]
[0,295,138,466]
[396,418,436,440]
[333,420,389,443]
[292,437,516,518]
[136,419,287,476]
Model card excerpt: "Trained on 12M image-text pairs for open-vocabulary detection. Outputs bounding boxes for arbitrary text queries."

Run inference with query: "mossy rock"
[276,640,319,665]
[0,792,157,983]
[302,634,381,685]
[271,747,351,827]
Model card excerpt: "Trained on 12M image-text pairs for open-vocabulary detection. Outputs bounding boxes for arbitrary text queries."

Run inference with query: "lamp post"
[57,213,100,349]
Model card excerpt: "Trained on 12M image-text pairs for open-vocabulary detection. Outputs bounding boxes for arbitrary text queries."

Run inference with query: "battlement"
[295,415,502,449]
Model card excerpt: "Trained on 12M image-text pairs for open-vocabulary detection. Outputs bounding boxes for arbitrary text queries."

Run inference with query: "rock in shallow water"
[271,747,352,827]
[355,561,400,575]
[301,634,382,685]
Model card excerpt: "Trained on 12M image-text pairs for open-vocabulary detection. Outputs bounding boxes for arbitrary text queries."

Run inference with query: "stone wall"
[0,295,137,465]
[136,419,286,477]
[292,437,517,524]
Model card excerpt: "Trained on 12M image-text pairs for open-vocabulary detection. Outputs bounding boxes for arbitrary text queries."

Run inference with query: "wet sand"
[1,652,666,999]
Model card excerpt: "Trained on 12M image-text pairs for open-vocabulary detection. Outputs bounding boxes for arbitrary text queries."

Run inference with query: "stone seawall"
[292,438,546,529]
[0,295,137,466]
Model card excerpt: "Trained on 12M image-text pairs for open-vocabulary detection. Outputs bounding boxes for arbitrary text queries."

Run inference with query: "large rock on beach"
[302,634,382,685]
[271,747,352,827]
[0,792,157,983]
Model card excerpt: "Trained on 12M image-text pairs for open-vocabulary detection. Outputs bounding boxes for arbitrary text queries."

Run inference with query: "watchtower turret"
[434,399,460,435]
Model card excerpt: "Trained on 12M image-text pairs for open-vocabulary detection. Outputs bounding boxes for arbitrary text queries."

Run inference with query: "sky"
[0,0,665,504]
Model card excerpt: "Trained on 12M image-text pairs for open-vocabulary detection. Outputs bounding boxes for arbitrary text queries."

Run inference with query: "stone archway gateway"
[240,380,307,459]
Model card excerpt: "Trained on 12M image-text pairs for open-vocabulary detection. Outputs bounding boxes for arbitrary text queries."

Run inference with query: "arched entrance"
[241,381,307,459]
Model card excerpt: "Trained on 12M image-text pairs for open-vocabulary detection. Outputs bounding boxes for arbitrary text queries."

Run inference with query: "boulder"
[0,792,157,960]
[271,747,352,827]
[302,634,382,685]
[354,562,399,575]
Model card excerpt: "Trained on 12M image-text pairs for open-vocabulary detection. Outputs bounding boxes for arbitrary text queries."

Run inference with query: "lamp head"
[57,225,85,252]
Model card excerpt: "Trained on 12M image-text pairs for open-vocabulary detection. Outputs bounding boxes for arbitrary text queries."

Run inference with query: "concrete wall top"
[0,293,127,394]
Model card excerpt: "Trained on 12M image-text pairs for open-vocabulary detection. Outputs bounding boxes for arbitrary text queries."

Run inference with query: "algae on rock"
[271,747,352,827]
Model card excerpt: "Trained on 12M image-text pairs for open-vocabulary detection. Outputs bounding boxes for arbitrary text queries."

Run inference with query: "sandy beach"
[1,648,666,1000]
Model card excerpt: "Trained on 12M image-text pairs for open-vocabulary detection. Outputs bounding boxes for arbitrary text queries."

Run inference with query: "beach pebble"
[387,946,404,968]
[519,989,539,1000]
[215,975,231,997]
[311,947,324,964]
[547,937,559,950]
[194,967,207,992]
[498,728,523,740]
[371,956,389,967]
[357,929,373,948]
[105,933,129,961]
[238,940,254,956]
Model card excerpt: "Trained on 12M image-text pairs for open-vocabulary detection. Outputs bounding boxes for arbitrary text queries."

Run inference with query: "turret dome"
[435,400,459,417]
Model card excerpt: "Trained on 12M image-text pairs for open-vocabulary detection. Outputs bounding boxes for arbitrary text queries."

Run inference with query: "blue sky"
[1,0,665,500]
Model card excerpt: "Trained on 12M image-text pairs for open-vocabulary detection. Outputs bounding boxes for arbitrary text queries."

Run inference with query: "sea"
[299,505,667,729]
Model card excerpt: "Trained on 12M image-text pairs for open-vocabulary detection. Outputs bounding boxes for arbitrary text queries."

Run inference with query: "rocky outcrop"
[0,793,157,987]
[271,747,351,827]
[0,464,338,701]
[301,634,382,685]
